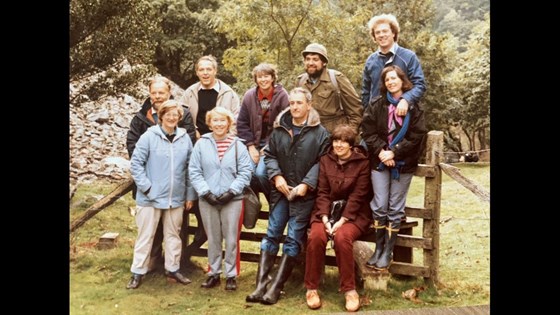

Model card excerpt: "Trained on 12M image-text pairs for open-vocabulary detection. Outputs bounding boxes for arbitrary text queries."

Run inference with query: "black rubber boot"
[374,223,399,270]
[261,254,297,305]
[366,220,386,268]
[246,251,276,302]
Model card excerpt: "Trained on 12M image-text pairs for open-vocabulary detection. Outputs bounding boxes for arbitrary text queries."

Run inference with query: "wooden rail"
[185,130,443,287]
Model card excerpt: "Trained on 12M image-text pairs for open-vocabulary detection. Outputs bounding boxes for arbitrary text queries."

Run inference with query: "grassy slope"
[69,163,489,314]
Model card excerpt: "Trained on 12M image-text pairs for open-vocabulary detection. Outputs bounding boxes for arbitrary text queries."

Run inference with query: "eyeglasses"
[164,113,180,118]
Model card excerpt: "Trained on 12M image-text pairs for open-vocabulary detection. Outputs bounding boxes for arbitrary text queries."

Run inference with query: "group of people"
[124,13,428,313]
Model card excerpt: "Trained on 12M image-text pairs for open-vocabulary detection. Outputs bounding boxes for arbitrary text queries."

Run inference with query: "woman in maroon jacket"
[304,125,372,312]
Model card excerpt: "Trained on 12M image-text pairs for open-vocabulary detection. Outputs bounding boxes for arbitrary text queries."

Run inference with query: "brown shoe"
[306,289,321,309]
[166,271,192,285]
[345,290,360,312]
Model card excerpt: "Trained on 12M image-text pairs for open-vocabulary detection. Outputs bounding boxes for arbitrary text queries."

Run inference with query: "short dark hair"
[380,65,413,95]
[252,63,278,84]
[331,124,357,146]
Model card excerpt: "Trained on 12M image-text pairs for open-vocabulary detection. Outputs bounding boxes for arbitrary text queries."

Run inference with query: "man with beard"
[296,43,362,135]
[126,76,196,274]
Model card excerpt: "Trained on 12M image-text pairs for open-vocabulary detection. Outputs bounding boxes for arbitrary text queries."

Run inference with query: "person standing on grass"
[127,100,196,289]
[361,65,427,271]
[245,87,330,305]
[188,107,252,291]
[126,76,196,273]
[236,63,289,204]
[179,55,241,266]
[303,125,372,312]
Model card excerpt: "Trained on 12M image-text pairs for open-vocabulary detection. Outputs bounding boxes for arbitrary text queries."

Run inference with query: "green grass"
[70,163,489,314]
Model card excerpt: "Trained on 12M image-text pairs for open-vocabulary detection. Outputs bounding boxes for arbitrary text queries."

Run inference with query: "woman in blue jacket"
[189,107,252,291]
[127,100,196,289]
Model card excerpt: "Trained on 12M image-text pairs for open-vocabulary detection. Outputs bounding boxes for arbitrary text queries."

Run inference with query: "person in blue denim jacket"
[362,13,426,115]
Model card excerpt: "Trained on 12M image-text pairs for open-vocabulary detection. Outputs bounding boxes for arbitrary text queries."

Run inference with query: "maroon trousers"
[304,221,362,292]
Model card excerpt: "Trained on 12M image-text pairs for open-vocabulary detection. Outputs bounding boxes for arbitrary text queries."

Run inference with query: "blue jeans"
[250,155,271,203]
[261,198,309,257]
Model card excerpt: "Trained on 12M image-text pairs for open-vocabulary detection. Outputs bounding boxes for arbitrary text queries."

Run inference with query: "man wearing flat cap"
[296,43,362,135]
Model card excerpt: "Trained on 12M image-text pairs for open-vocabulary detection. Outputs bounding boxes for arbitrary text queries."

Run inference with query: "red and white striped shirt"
[216,136,234,160]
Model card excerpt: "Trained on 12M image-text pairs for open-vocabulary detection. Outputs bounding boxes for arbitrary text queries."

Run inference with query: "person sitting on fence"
[303,125,373,312]
[361,65,427,271]
[127,100,196,289]
[188,107,252,291]
[245,87,330,305]
[236,63,289,204]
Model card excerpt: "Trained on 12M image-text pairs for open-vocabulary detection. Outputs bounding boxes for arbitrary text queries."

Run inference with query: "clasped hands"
[203,190,235,206]
[323,216,347,238]
[378,149,395,167]
[273,175,308,201]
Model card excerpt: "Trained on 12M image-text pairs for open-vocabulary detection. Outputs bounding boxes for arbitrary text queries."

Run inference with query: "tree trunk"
[477,128,487,150]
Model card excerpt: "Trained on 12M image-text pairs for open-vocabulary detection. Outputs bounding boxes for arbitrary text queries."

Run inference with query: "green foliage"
[433,0,490,51]
[410,31,458,131]
[213,0,374,93]
[447,15,490,150]
[69,0,490,153]
[70,0,158,103]
[152,0,236,89]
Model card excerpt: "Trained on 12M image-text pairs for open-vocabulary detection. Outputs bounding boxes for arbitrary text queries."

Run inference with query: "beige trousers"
[130,206,183,275]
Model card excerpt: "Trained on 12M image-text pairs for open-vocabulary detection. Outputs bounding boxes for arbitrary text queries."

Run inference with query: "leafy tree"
[70,0,158,103]
[433,0,490,51]
[448,14,490,150]
[152,0,236,89]
[212,0,389,93]
[214,0,469,146]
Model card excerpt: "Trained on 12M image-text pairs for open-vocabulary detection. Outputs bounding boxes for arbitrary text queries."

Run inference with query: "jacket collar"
[274,107,322,129]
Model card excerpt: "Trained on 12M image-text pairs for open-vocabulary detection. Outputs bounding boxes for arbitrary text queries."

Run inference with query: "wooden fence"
[186,130,443,287]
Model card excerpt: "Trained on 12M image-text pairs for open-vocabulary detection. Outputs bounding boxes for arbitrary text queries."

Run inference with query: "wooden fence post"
[70,178,134,232]
[423,131,443,287]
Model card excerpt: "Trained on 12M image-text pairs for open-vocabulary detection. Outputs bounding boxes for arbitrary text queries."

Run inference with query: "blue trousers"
[260,197,310,257]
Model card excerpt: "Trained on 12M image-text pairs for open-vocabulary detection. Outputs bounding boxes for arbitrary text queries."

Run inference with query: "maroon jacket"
[310,145,373,233]
[236,84,289,148]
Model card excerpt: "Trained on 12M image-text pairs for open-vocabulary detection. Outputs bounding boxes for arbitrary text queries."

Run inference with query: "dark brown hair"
[380,65,413,95]
[252,63,278,84]
[331,124,357,146]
